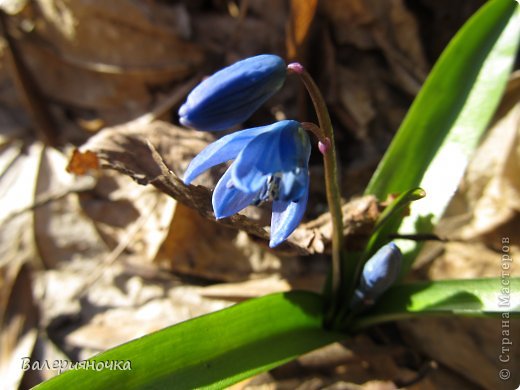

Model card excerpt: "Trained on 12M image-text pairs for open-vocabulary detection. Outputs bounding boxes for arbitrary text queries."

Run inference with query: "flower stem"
[288,63,344,325]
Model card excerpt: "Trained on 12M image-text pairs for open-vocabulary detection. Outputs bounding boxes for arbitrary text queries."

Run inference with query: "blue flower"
[351,242,402,307]
[178,54,286,131]
[183,120,311,247]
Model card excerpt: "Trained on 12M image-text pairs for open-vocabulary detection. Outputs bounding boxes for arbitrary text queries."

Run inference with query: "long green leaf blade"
[364,0,520,273]
[35,291,344,390]
[398,0,520,238]
[366,0,519,199]
[352,278,520,330]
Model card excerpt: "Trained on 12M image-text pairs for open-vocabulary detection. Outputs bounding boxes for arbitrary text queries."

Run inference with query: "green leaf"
[338,188,425,325]
[363,188,425,259]
[35,291,344,390]
[352,278,520,331]
[364,0,520,270]
[366,0,519,198]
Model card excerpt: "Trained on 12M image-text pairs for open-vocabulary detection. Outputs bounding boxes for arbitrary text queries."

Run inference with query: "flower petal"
[183,125,274,184]
[178,54,286,131]
[279,168,308,201]
[212,167,258,219]
[231,120,301,193]
[231,132,280,193]
[278,123,311,171]
[269,177,309,247]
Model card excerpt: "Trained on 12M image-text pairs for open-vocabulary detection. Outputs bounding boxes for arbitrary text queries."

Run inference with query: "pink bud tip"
[287,62,304,74]
[318,138,331,154]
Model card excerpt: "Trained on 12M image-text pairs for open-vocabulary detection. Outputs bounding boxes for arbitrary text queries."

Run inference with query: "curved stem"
[288,63,344,325]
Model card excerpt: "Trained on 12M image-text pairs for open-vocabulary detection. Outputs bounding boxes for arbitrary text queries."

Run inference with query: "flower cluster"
[180,55,310,247]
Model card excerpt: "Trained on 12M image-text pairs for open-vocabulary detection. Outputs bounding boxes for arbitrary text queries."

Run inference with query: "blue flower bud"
[351,242,402,308]
[178,54,286,131]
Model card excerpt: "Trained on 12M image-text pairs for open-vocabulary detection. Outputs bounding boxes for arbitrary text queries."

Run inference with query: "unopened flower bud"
[351,242,402,308]
[179,54,286,131]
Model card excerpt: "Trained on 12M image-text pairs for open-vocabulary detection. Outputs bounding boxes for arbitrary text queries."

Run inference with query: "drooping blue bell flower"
[178,54,286,131]
[351,242,402,308]
[183,120,311,247]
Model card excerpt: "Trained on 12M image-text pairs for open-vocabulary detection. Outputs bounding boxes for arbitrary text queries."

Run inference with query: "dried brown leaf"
[76,120,381,256]
[457,74,520,244]
[78,170,177,266]
[0,0,28,15]
[0,11,59,146]
[0,138,110,270]
[63,276,231,358]
[320,0,428,94]
[0,262,38,390]
[286,0,318,60]
[192,13,284,60]
[199,276,292,301]
[6,0,204,123]
[32,146,104,269]
[0,142,43,268]
[400,317,519,390]
[155,203,290,282]
[66,149,99,175]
